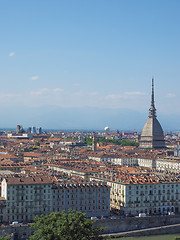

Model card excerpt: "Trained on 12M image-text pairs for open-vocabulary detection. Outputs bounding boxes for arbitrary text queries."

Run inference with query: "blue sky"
[0,0,180,130]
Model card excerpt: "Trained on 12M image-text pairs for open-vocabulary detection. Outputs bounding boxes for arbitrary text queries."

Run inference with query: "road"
[102,223,180,237]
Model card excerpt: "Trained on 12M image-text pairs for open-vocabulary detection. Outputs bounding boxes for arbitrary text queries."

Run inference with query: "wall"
[94,215,180,233]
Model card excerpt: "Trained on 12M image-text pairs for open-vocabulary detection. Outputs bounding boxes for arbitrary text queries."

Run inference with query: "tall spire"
[149,78,156,118]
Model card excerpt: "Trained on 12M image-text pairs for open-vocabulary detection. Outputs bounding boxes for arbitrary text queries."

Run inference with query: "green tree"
[35,141,40,146]
[0,237,11,240]
[83,137,93,146]
[29,210,105,240]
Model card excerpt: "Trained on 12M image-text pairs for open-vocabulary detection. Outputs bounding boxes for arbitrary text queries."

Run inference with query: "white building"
[156,157,180,172]
[90,174,180,216]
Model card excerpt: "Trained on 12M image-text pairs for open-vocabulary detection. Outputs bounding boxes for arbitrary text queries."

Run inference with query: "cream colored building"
[1,175,52,223]
[52,182,110,217]
[156,157,180,172]
[1,173,111,223]
[90,175,180,216]
[88,155,156,169]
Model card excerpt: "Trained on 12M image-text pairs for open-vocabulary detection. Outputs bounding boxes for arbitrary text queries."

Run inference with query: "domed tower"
[139,79,165,149]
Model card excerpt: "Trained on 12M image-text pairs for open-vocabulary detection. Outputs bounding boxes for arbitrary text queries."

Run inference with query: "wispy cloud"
[31,75,39,81]
[30,88,49,96]
[53,88,64,93]
[106,91,146,99]
[167,93,176,98]
[9,52,15,57]
[106,94,122,99]
[124,91,146,96]
[30,88,64,96]
[89,92,99,96]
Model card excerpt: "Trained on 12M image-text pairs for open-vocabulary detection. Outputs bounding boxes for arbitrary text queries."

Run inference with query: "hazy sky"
[0,0,180,130]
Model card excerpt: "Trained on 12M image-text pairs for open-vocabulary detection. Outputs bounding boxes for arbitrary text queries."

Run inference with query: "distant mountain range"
[0,105,179,131]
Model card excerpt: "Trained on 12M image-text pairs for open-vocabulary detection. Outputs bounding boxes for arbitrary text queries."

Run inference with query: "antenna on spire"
[151,77,154,106]
[149,77,156,118]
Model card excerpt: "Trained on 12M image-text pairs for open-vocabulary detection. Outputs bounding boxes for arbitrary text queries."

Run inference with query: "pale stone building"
[156,157,180,172]
[52,181,110,217]
[90,173,180,216]
[1,174,52,223]
[1,173,111,223]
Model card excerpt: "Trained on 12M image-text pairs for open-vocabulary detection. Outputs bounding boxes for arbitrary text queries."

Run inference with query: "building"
[139,79,165,149]
[0,197,6,223]
[174,142,180,157]
[52,181,110,217]
[16,125,24,134]
[7,133,33,139]
[0,172,111,223]
[1,174,52,223]
[156,157,180,172]
[36,127,42,134]
[90,171,180,216]
[31,126,36,134]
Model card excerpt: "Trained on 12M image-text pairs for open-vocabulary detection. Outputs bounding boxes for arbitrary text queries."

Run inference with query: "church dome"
[141,117,164,138]
[139,79,165,149]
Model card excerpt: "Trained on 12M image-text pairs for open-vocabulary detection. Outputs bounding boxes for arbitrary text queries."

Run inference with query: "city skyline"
[0,1,180,130]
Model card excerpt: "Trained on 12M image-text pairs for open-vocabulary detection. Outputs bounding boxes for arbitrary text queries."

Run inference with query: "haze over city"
[0,0,180,130]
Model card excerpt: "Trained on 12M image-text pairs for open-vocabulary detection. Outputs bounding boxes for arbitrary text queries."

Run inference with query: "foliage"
[29,210,105,240]
[83,136,139,147]
[35,141,40,146]
[73,137,79,140]
[0,237,11,240]
[83,137,93,145]
[23,147,33,152]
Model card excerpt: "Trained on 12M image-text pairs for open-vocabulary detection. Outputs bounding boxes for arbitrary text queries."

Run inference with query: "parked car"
[139,213,146,217]
[168,212,175,215]
[12,221,19,225]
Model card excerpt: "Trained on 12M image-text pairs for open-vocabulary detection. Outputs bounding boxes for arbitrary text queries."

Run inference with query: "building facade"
[90,175,180,216]
[1,173,111,223]
[52,181,110,217]
[1,175,52,223]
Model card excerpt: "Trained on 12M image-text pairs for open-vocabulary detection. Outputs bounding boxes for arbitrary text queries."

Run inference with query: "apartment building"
[0,197,6,223]
[1,174,52,223]
[125,181,180,215]
[88,154,156,169]
[156,157,180,172]
[90,171,180,216]
[52,181,110,217]
[0,172,111,223]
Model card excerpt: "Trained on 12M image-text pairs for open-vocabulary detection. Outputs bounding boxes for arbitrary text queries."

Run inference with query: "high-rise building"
[31,126,36,134]
[139,79,165,149]
[16,125,24,134]
[27,127,31,133]
[36,127,42,134]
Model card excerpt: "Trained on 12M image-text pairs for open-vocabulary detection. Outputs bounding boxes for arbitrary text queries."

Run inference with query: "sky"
[0,0,180,131]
